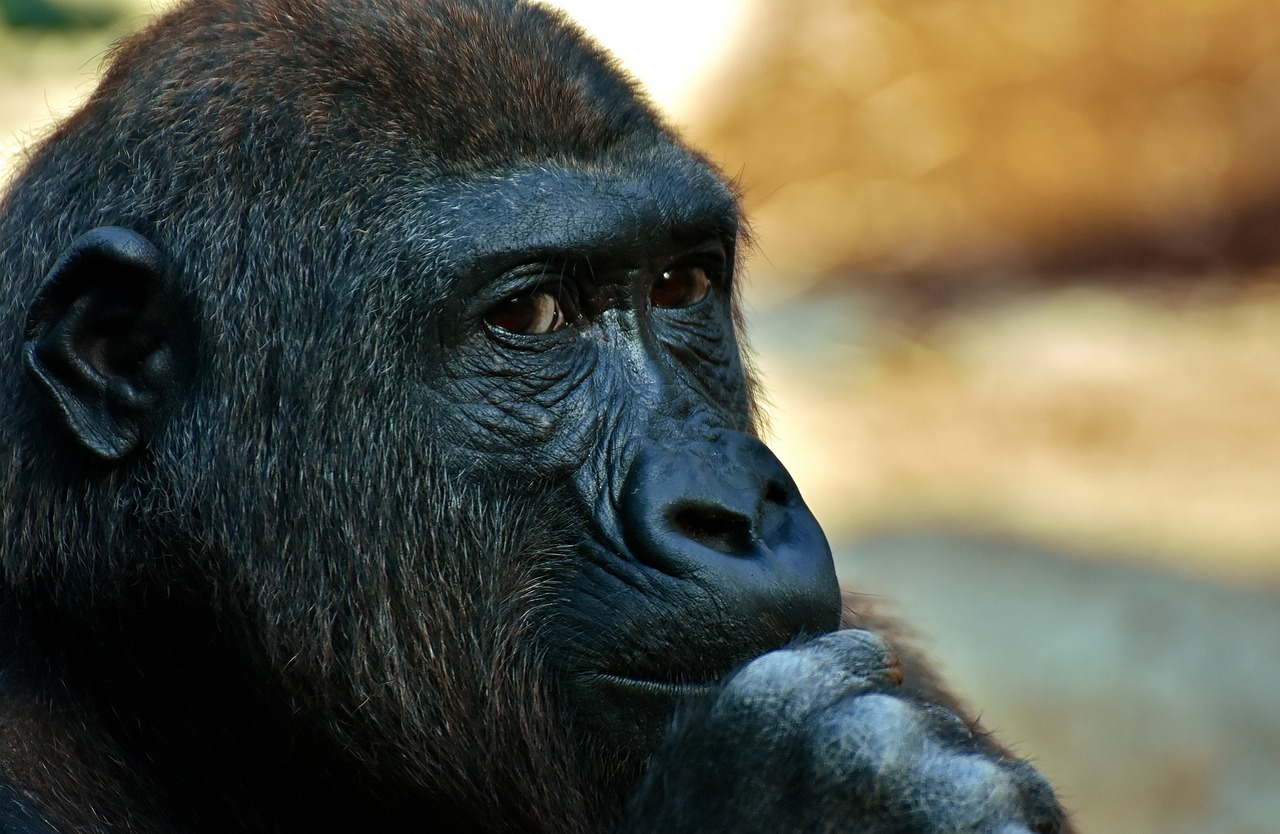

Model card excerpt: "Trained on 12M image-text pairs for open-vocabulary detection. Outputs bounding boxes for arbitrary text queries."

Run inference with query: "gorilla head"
[0,0,839,829]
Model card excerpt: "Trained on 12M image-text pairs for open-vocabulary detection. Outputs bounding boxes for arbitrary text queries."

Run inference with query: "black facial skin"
[418,163,843,749]
[0,1,1069,832]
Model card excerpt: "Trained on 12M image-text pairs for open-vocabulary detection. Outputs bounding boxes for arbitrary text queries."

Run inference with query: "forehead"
[421,151,739,264]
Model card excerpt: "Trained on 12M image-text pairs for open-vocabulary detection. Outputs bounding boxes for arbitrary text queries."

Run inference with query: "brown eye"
[650,265,711,309]
[485,288,569,334]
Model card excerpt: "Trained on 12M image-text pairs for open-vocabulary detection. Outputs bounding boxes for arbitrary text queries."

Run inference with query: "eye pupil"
[651,266,711,309]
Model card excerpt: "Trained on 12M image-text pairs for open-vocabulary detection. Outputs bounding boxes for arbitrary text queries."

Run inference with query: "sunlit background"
[3,1,1278,831]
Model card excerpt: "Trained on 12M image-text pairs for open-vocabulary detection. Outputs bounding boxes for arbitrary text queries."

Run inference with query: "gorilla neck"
[0,587,449,833]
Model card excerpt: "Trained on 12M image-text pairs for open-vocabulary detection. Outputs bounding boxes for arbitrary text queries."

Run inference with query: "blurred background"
[3,0,1278,831]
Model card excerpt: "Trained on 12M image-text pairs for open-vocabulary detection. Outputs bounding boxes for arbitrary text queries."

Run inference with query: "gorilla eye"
[485,287,571,335]
[651,265,711,309]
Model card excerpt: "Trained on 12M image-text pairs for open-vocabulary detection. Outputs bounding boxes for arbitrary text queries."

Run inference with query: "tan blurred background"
[3,1,1278,832]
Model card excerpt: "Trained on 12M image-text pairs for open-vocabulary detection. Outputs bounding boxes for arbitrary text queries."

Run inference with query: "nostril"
[616,434,840,631]
[670,503,754,555]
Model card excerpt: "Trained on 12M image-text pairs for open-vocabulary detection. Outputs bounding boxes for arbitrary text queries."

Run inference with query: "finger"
[715,630,902,723]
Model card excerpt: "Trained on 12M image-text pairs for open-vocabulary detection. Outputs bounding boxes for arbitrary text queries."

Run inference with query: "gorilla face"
[413,161,842,746]
[2,0,839,820]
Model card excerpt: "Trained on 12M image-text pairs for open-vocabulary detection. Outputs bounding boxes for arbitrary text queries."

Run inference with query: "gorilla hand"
[618,630,1064,834]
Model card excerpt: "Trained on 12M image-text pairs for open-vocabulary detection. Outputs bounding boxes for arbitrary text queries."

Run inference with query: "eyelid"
[672,244,730,282]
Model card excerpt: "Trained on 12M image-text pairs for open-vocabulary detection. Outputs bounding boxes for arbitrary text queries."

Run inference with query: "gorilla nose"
[620,431,842,635]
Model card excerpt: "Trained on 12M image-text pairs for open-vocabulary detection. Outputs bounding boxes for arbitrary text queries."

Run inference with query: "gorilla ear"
[23,226,189,462]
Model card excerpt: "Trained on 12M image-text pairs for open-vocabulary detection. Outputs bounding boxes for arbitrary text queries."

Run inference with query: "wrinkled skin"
[0,1,1069,832]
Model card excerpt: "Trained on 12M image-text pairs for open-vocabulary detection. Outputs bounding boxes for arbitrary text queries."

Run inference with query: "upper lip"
[561,539,818,698]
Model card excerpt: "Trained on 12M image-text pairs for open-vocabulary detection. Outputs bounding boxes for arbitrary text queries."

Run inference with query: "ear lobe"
[23,226,188,462]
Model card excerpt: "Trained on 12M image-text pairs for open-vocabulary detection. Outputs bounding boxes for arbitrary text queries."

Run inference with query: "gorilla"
[0,0,1069,832]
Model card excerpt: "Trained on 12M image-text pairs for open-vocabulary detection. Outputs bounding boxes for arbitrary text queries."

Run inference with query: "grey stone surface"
[835,533,1280,834]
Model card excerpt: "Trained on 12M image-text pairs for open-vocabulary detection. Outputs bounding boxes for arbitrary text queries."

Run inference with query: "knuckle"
[808,628,904,686]
[715,649,821,718]
[714,631,904,722]
[809,692,926,780]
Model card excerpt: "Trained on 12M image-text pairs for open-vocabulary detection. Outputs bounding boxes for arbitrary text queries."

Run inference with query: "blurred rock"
[752,288,1280,582]
[688,0,1280,292]
[836,532,1280,834]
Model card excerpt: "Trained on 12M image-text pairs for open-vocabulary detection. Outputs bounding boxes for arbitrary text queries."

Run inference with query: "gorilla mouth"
[593,671,722,699]
[590,637,769,703]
